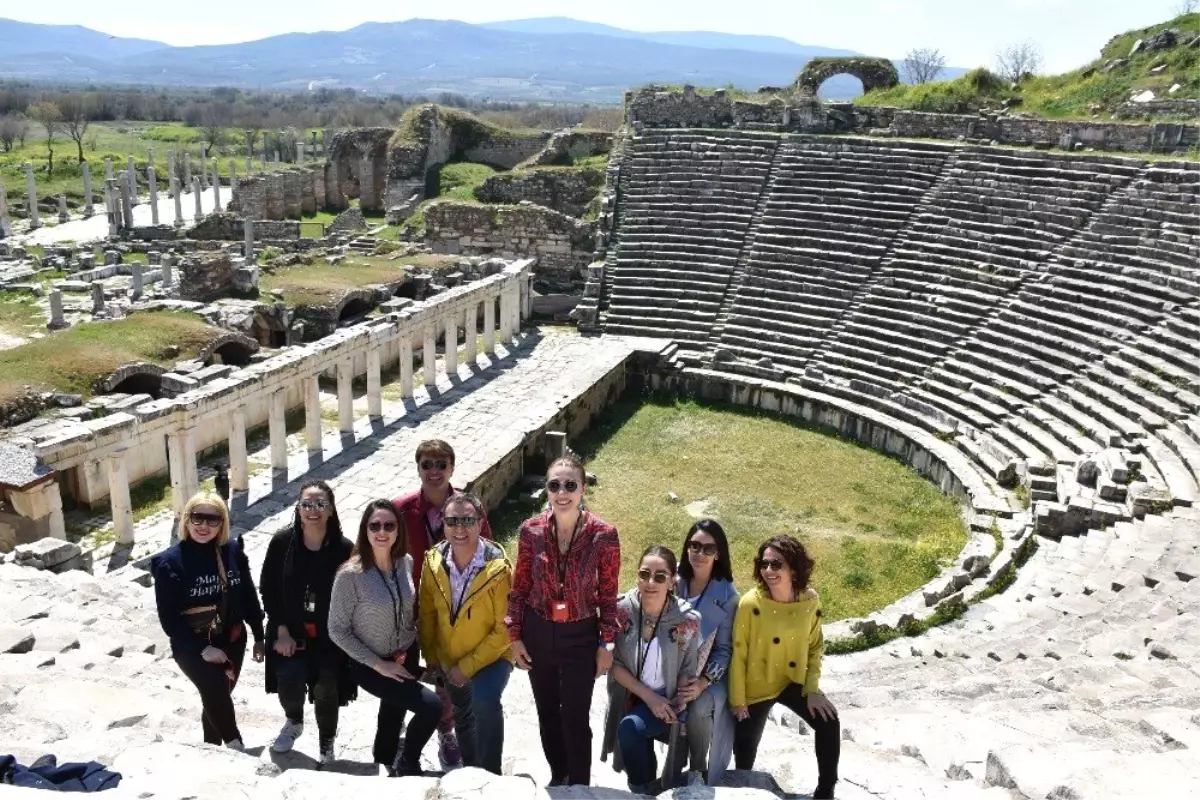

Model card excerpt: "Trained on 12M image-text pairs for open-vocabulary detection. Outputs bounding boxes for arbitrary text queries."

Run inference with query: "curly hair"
[754,534,815,596]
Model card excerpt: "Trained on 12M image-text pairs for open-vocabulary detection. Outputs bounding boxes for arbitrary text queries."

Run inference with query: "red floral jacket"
[505,509,621,644]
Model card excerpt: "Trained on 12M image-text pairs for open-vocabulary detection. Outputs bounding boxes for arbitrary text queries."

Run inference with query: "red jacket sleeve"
[594,526,621,644]
[505,521,534,642]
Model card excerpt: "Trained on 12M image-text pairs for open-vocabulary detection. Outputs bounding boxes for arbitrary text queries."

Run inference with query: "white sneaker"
[271,719,304,753]
[225,738,245,752]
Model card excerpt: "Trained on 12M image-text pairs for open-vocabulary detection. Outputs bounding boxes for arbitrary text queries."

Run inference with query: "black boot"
[813,783,835,800]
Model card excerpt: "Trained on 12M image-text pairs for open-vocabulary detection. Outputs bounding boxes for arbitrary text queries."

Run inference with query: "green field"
[492,398,968,622]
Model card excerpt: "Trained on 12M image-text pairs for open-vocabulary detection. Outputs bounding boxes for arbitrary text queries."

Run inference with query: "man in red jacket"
[393,438,493,770]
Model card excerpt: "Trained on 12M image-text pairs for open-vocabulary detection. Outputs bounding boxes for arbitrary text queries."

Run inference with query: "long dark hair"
[350,499,407,573]
[755,534,814,595]
[292,478,343,543]
[677,519,734,585]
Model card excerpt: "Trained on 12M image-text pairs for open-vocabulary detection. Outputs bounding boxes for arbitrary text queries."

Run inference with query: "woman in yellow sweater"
[729,535,839,799]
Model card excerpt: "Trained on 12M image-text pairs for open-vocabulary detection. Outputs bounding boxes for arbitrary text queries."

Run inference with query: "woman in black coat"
[259,479,355,765]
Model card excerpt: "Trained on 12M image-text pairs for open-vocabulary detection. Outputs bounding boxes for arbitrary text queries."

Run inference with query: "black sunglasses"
[444,516,478,528]
[420,459,450,471]
[758,558,785,572]
[688,541,718,556]
[637,568,671,584]
[299,499,329,511]
[189,511,223,527]
[368,520,398,533]
[546,479,579,494]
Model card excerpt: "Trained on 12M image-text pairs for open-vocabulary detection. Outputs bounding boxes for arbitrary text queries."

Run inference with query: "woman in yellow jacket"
[729,535,840,800]
[418,492,514,775]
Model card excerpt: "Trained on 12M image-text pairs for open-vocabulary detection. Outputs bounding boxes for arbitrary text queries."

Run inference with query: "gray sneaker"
[271,719,304,753]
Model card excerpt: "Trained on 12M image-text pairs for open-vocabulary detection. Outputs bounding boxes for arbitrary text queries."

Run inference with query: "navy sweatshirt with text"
[152,536,265,655]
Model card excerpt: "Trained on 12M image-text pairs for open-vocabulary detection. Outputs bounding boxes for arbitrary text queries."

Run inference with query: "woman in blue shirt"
[673,519,740,785]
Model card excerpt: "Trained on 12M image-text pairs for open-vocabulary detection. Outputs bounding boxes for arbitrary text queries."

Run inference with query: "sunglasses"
[420,459,450,471]
[299,499,330,511]
[637,568,671,584]
[444,516,478,528]
[189,511,223,527]
[368,520,398,533]
[546,479,580,494]
[688,541,718,557]
[758,558,786,572]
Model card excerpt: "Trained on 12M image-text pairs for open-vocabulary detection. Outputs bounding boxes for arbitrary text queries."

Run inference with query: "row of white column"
[101,278,528,544]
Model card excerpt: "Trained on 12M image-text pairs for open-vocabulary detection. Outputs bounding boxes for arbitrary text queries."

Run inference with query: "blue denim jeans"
[444,659,513,774]
[616,698,671,788]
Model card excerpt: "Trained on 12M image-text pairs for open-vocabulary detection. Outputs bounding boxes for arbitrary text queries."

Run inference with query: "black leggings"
[173,636,248,745]
[733,682,839,789]
[351,660,441,770]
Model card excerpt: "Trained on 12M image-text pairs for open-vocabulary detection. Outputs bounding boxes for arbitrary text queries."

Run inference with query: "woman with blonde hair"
[152,492,266,750]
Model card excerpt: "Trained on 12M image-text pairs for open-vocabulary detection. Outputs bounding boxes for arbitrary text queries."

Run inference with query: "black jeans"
[173,635,248,745]
[276,650,340,740]
[733,682,839,790]
[351,660,441,770]
[523,609,599,786]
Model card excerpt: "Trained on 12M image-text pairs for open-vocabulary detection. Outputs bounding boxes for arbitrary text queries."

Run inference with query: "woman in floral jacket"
[599,546,700,795]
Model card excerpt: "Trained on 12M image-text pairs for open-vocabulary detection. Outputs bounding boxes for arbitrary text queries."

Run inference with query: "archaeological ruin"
[0,70,1196,800]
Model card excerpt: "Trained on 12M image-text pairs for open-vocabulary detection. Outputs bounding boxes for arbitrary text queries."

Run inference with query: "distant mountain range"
[0,16,965,103]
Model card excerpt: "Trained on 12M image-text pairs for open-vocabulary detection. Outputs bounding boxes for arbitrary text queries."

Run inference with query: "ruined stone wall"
[423,201,594,291]
[463,135,551,169]
[519,130,613,167]
[326,128,393,212]
[474,168,602,218]
[178,252,235,302]
[232,167,325,221]
[624,87,1200,154]
[189,213,300,241]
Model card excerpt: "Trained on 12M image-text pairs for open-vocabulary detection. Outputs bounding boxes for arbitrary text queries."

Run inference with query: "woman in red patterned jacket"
[505,455,621,788]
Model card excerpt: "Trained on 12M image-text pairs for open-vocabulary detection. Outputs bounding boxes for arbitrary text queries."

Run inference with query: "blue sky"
[6,0,1188,73]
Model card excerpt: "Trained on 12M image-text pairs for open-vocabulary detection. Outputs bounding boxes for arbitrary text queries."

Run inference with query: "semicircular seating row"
[601,129,1200,520]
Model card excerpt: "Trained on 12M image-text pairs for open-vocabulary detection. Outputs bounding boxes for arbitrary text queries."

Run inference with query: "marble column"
[0,179,10,238]
[47,289,66,330]
[336,359,354,433]
[104,156,113,182]
[483,291,496,354]
[147,166,159,225]
[367,347,383,419]
[161,253,175,289]
[199,145,208,189]
[81,161,94,218]
[497,290,511,345]
[108,451,134,545]
[183,152,192,187]
[229,161,238,204]
[464,301,478,365]
[91,281,104,314]
[228,407,249,492]
[57,195,67,224]
[423,323,437,388]
[166,151,176,196]
[399,333,414,399]
[172,177,183,228]
[126,156,138,205]
[270,389,288,469]
[104,181,118,237]
[244,217,254,261]
[297,141,305,165]
[131,263,144,300]
[119,175,134,231]
[211,160,221,211]
[167,427,199,514]
[443,312,458,375]
[192,177,202,220]
[23,163,39,230]
[304,376,322,452]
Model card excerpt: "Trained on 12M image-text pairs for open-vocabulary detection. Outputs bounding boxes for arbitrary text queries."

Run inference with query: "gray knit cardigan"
[328,555,417,668]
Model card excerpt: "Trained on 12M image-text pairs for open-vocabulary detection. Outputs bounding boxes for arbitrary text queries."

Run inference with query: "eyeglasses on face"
[299,499,330,511]
[444,516,478,528]
[637,568,671,584]
[367,520,398,533]
[687,541,718,556]
[546,479,579,494]
[758,558,786,572]
[189,511,223,527]
[420,459,450,471]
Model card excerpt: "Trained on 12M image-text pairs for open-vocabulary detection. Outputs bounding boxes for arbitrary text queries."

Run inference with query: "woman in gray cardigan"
[674,519,740,785]
[328,499,441,776]
[600,546,700,795]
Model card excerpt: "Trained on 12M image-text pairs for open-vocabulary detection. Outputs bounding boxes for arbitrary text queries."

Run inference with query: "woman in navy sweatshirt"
[153,492,266,750]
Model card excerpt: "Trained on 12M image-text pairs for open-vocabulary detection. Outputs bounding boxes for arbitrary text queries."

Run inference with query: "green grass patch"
[0,290,47,339]
[260,257,410,307]
[0,311,221,402]
[440,162,498,200]
[491,396,967,622]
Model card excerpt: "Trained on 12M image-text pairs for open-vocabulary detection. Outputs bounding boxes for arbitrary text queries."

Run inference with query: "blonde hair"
[177,492,231,546]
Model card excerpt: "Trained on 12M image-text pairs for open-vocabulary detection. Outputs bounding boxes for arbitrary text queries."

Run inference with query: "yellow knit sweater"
[728,585,824,707]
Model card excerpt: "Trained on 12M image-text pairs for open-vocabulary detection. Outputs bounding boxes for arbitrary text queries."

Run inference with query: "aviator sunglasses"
[189,511,223,527]
[299,499,330,511]
[545,479,580,494]
[420,459,450,471]
[637,568,671,584]
[687,541,718,557]
[368,520,399,533]
[758,557,786,572]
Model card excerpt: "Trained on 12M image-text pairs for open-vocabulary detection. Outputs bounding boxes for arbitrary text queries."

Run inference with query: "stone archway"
[199,332,261,367]
[795,57,900,96]
[98,363,165,398]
